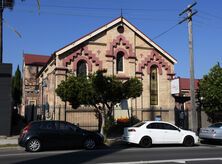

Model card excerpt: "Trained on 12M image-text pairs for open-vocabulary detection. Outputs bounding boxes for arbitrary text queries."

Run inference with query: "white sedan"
[122,121,199,147]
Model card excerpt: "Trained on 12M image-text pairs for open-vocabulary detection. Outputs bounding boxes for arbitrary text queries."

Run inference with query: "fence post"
[59,105,61,121]
[160,107,162,120]
[64,102,67,121]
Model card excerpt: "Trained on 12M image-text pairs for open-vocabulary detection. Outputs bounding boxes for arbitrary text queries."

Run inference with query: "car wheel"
[83,138,96,150]
[139,136,152,148]
[26,138,41,152]
[183,136,194,147]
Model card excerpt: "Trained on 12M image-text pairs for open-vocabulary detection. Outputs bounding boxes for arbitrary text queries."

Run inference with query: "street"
[0,143,222,164]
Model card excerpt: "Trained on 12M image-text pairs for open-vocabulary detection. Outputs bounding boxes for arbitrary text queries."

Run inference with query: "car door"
[146,123,164,143]
[56,122,84,148]
[38,121,61,148]
[162,123,182,143]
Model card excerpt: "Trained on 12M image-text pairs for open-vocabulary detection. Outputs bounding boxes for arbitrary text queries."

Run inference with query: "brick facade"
[23,17,177,124]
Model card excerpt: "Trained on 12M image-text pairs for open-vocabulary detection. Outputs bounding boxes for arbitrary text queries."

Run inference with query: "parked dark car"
[18,120,104,152]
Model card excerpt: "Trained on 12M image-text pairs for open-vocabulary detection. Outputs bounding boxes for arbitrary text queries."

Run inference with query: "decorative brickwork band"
[106,35,136,59]
[62,46,102,72]
[137,50,172,75]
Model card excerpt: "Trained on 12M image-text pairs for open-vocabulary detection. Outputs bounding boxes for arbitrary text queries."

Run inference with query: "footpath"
[0,136,19,146]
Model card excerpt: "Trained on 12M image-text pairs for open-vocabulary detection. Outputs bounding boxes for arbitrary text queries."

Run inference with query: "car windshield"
[133,122,145,127]
[209,123,222,128]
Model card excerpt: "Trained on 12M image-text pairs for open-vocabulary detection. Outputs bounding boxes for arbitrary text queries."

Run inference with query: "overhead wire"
[10,2,180,22]
[8,2,202,40]
[199,10,222,21]
[193,11,222,30]
[11,7,180,23]
[152,23,179,40]
[15,3,179,12]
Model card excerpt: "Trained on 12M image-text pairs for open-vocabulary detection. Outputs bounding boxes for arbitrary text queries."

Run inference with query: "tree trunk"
[100,111,105,135]
[98,111,102,133]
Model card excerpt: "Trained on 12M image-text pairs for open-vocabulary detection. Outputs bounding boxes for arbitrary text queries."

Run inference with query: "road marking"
[100,157,222,164]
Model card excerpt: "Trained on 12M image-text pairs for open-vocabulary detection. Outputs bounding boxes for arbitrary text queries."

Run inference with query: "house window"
[77,60,87,77]
[116,51,124,72]
[150,65,158,105]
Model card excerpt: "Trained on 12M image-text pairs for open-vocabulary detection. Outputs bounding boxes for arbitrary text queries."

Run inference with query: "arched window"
[150,65,158,105]
[116,51,124,72]
[77,60,87,77]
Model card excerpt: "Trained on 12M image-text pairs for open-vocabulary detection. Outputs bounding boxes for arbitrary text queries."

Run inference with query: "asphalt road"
[0,143,222,164]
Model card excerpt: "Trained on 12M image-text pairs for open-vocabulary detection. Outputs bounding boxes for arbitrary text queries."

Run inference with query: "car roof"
[143,121,174,124]
[30,120,70,124]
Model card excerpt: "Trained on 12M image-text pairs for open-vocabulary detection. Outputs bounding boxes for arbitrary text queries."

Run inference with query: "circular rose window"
[117,25,124,33]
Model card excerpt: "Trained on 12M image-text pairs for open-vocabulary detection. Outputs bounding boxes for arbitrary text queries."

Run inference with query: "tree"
[12,65,22,107]
[56,70,143,135]
[199,63,222,122]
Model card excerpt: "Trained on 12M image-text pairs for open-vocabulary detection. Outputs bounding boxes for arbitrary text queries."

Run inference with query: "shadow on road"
[12,141,207,164]
[13,143,132,164]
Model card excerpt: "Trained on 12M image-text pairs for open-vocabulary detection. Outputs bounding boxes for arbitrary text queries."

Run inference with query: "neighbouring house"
[21,54,50,121]
[172,77,209,129]
[22,17,179,130]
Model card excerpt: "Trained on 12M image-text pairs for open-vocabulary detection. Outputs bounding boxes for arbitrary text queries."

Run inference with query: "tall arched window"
[150,65,158,105]
[77,60,87,77]
[116,51,124,72]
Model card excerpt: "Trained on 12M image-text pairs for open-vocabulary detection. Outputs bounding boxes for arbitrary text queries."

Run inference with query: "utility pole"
[179,2,198,132]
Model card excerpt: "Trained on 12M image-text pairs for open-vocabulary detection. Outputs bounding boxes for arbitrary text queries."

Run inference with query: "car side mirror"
[177,128,181,132]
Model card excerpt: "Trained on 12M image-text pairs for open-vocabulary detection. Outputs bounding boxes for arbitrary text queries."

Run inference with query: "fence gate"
[174,108,188,130]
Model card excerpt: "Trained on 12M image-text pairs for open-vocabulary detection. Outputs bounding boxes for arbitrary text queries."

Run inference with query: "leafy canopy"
[56,70,143,109]
[199,63,222,121]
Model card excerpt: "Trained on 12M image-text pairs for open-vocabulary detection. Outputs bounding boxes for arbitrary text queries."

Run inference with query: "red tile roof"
[23,54,50,66]
[180,78,199,90]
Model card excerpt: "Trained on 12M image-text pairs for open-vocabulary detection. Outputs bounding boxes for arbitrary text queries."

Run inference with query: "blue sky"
[3,0,222,78]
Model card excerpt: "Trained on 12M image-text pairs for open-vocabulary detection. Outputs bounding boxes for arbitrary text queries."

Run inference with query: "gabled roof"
[55,16,177,64]
[23,54,50,66]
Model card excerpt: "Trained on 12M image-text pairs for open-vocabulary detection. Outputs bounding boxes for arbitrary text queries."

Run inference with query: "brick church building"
[22,17,178,128]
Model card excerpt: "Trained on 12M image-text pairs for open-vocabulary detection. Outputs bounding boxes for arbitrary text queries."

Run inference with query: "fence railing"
[25,105,191,130]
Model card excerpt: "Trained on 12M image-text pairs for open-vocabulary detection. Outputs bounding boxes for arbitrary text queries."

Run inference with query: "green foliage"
[55,69,143,134]
[56,69,143,109]
[12,65,22,106]
[106,115,140,138]
[55,76,93,109]
[91,70,124,105]
[199,63,222,122]
[123,77,143,99]
[130,115,140,125]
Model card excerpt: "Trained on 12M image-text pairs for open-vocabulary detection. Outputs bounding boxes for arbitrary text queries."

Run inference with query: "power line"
[127,15,178,22]
[16,3,179,12]
[13,9,117,18]
[12,8,179,23]
[152,23,179,40]
[199,10,222,20]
